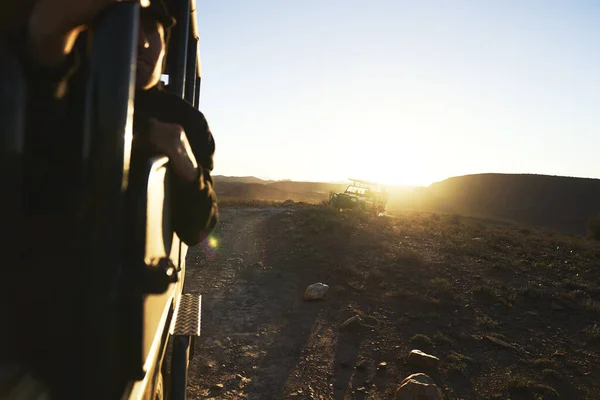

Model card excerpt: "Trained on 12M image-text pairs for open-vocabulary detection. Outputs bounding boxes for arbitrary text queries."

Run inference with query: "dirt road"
[184,207,395,399]
[185,206,320,399]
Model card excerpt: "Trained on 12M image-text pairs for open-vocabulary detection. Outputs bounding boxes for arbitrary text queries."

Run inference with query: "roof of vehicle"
[348,178,390,188]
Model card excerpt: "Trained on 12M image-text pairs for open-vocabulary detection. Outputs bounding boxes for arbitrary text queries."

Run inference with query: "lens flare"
[208,237,218,249]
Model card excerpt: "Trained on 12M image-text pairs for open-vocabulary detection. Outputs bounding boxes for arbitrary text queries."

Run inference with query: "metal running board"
[169,294,201,336]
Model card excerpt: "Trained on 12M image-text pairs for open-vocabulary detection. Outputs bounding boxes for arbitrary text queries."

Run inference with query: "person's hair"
[145,0,176,30]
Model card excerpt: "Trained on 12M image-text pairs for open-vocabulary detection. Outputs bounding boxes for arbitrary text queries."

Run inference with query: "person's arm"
[146,115,218,246]
[147,118,200,183]
[175,162,219,246]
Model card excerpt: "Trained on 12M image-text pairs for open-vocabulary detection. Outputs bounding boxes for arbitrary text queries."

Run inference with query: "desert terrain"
[183,199,600,399]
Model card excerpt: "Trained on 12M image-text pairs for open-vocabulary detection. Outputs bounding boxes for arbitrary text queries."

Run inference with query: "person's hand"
[148,118,199,183]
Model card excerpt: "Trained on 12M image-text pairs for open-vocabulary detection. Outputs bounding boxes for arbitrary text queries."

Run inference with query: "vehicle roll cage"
[1,1,203,399]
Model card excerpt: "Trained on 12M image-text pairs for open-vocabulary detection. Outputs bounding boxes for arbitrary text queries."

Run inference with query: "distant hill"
[213,176,273,184]
[213,178,347,204]
[388,173,600,235]
[266,181,346,195]
[214,176,417,205]
[213,173,600,235]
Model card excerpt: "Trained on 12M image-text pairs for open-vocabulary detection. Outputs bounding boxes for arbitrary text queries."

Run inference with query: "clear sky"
[196,0,600,186]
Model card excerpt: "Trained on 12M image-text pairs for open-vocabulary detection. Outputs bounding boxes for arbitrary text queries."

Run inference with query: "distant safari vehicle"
[329,178,390,215]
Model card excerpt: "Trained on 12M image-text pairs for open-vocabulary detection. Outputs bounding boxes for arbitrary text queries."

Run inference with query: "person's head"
[136,1,175,90]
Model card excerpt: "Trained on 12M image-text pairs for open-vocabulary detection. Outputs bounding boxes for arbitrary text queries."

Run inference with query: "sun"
[351,162,435,187]
[339,140,441,187]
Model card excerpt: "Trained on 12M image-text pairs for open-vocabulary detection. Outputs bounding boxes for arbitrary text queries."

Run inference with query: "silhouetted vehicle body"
[329,178,390,215]
[0,1,203,399]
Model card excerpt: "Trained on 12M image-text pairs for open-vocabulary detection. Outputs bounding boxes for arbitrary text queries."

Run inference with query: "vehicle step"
[169,294,201,336]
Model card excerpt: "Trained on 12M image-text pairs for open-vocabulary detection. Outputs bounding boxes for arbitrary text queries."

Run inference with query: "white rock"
[303,282,329,300]
[396,373,442,400]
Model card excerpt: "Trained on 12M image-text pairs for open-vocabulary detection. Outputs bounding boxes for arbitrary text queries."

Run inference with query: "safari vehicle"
[329,178,390,215]
[0,1,203,399]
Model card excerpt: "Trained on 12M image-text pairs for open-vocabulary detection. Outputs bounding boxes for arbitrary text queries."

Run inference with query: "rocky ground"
[184,205,600,399]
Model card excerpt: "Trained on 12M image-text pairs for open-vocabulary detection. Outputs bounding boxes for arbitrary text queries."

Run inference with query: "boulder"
[407,349,440,369]
[396,373,442,400]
